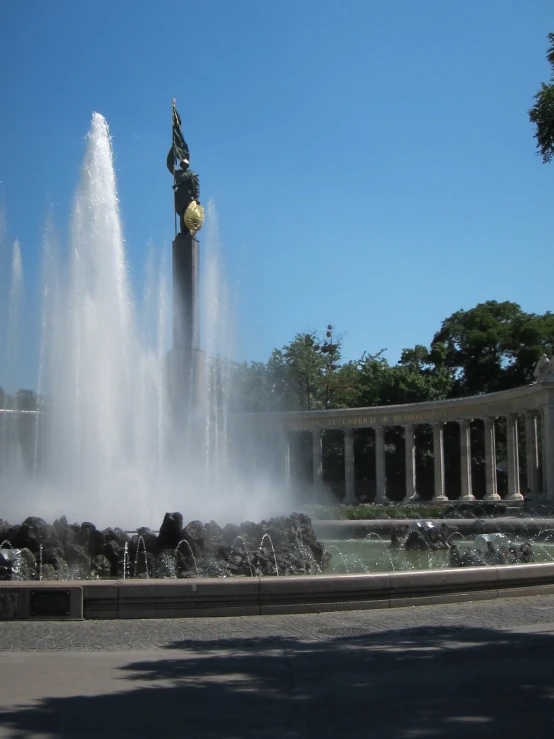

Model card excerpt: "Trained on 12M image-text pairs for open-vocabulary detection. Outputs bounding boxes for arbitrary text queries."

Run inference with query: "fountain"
[2,111,554,607]
[0,112,295,530]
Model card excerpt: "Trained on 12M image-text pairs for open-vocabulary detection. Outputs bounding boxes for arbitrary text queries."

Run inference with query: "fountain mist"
[0,113,294,528]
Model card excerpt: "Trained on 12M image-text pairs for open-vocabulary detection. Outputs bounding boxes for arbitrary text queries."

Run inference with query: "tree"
[281,332,326,410]
[529,33,554,163]
[15,389,39,411]
[431,301,554,396]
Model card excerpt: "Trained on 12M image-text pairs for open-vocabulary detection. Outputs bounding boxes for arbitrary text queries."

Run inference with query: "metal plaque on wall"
[30,590,71,617]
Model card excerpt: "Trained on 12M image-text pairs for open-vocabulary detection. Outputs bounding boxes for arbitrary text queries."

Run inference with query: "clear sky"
[1,0,553,389]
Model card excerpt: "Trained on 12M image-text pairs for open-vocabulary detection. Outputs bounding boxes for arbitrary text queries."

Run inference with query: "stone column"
[404,424,416,501]
[525,411,539,495]
[284,434,291,485]
[374,426,388,503]
[343,428,356,505]
[458,419,475,501]
[432,422,448,501]
[483,417,500,501]
[312,429,323,484]
[506,414,523,501]
[542,403,554,500]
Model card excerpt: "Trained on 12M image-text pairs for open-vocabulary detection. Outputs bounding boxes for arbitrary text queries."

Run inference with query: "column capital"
[403,423,414,433]
[344,427,354,439]
[457,418,471,429]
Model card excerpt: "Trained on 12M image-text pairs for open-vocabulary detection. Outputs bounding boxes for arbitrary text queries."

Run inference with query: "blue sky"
[1,0,553,389]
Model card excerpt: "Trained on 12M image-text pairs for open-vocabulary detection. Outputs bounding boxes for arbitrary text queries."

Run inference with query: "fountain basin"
[314,518,554,539]
[2,562,554,620]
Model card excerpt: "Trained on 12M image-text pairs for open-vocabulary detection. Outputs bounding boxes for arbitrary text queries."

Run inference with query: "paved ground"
[2,595,554,737]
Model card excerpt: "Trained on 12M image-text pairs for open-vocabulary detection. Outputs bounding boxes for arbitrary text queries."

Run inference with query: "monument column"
[525,411,539,495]
[172,233,200,413]
[458,419,475,501]
[404,424,416,501]
[483,417,500,501]
[506,414,523,501]
[374,426,388,503]
[432,422,448,501]
[344,428,356,505]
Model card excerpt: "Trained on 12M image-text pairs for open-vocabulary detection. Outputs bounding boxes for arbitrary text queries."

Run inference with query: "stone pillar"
[374,426,388,503]
[343,428,356,505]
[312,429,323,485]
[506,414,523,501]
[432,422,448,501]
[525,411,539,495]
[541,403,554,500]
[404,424,416,501]
[284,434,291,485]
[458,419,475,501]
[483,417,500,501]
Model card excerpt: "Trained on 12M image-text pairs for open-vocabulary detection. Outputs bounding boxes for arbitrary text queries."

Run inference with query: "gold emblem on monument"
[184,201,205,237]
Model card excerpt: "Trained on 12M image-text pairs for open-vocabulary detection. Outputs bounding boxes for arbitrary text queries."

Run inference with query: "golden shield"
[184,201,205,237]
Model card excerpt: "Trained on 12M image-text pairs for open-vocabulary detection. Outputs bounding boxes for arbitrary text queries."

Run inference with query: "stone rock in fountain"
[10,517,54,554]
[0,513,330,580]
[450,535,534,568]
[91,554,111,577]
[181,520,205,557]
[102,528,130,576]
[0,548,38,580]
[75,522,106,557]
[156,512,183,551]
[390,521,452,551]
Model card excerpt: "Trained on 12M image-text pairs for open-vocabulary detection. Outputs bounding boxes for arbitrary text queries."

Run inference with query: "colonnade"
[271,377,554,503]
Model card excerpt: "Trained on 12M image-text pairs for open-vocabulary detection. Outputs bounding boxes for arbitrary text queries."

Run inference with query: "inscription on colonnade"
[278,401,521,431]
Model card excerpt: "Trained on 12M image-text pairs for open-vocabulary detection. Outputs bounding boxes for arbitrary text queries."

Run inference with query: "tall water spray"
[0,113,295,527]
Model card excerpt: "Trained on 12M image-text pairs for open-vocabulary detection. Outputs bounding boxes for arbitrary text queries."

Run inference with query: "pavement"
[2,595,554,737]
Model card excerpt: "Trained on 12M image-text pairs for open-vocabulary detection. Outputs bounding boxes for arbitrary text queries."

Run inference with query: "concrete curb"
[3,563,554,620]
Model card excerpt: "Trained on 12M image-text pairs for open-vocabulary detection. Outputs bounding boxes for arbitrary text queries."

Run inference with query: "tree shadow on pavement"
[0,624,553,738]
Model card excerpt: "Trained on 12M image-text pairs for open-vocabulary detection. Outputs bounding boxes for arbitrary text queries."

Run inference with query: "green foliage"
[529,33,554,163]
[230,300,554,415]
[354,347,453,408]
[0,388,40,411]
[431,301,554,396]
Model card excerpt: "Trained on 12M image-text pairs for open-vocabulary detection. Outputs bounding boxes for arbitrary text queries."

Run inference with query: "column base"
[458,494,476,502]
[505,493,524,502]
[432,494,448,502]
[483,493,501,501]
[374,495,389,504]
[343,496,357,506]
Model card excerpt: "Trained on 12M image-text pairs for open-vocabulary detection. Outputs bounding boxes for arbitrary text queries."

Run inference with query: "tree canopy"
[230,301,554,413]
[529,32,554,163]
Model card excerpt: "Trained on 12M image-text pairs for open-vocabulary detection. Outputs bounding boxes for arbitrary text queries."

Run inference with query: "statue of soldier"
[166,146,201,235]
[167,101,203,236]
